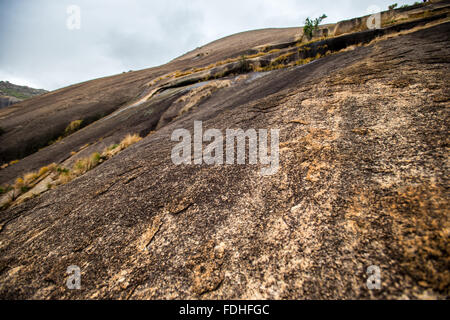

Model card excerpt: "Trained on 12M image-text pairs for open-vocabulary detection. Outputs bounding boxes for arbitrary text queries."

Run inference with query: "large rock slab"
[0,22,448,299]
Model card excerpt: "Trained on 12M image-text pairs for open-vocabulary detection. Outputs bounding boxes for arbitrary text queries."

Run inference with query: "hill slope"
[0,1,449,299]
[0,81,47,109]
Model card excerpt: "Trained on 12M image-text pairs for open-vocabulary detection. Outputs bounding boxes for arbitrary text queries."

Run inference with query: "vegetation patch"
[303,14,327,39]
[1,134,142,210]
[388,3,398,11]
[64,120,83,136]
[47,119,84,146]
[0,163,57,209]
[56,134,142,185]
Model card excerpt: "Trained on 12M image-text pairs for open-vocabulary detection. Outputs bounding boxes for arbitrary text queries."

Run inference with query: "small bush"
[389,3,398,10]
[303,14,327,39]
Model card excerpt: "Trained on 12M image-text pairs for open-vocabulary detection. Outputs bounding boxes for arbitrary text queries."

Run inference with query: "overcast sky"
[0,0,417,91]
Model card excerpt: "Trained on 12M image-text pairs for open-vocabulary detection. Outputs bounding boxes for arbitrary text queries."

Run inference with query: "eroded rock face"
[0,96,21,109]
[0,19,449,300]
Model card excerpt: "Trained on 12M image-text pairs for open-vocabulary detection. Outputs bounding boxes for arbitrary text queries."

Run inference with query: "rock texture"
[0,3,449,300]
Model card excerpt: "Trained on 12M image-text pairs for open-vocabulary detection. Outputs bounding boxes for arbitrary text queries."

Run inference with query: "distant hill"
[0,81,47,108]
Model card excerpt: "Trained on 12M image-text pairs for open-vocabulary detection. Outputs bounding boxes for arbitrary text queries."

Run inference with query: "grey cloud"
[0,0,416,90]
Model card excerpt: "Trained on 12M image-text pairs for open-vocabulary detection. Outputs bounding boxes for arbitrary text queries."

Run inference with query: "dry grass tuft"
[64,120,83,136]
[58,170,74,185]
[38,166,49,176]
[120,134,142,149]
[72,152,101,176]
[23,172,38,185]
